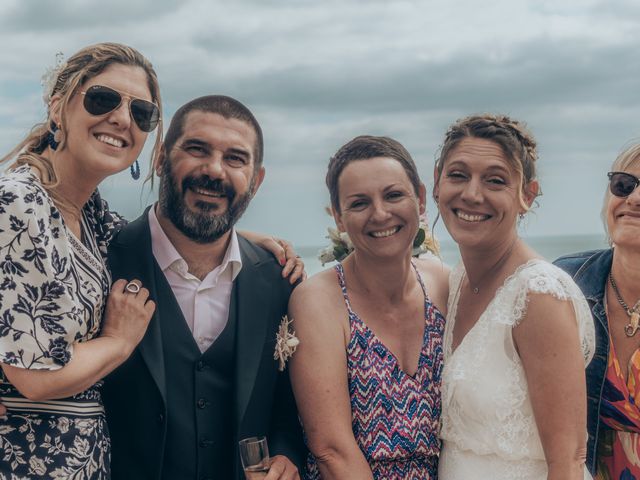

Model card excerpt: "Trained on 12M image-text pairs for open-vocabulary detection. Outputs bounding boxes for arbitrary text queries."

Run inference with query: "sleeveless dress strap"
[411,259,430,306]
[334,263,356,316]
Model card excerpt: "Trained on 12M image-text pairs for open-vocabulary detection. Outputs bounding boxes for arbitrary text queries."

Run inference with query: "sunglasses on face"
[608,171,640,198]
[80,85,160,132]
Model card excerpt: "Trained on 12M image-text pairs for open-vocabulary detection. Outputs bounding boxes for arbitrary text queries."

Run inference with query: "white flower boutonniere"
[274,315,299,372]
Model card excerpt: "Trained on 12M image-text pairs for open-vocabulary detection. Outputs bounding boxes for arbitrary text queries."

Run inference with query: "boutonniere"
[318,208,440,265]
[274,315,299,371]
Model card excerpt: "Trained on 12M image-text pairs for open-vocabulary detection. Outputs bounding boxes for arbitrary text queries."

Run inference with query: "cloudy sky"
[0,0,637,251]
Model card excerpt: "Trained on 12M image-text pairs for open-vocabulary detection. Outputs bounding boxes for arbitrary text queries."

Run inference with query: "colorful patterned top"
[596,329,640,480]
[304,262,445,480]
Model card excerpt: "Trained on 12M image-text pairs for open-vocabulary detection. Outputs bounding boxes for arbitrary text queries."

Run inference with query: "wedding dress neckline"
[446,258,545,358]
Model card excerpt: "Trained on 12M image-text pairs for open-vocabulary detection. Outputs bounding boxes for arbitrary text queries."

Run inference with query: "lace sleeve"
[511,261,596,364]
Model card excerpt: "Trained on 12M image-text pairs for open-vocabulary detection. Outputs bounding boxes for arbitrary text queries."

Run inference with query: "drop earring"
[130,160,140,180]
[47,122,62,150]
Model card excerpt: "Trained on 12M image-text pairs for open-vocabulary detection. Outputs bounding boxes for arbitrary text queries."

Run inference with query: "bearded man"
[102,95,305,480]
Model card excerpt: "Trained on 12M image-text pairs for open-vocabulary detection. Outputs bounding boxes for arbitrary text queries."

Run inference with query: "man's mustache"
[182,176,236,201]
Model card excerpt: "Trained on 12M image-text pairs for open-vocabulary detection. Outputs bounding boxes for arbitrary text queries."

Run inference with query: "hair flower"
[274,315,299,372]
[41,51,66,104]
[318,209,439,265]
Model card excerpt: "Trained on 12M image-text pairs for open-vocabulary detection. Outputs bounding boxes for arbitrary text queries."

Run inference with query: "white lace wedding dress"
[438,259,595,480]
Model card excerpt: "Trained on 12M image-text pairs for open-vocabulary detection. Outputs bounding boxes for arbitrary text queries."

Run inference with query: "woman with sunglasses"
[555,144,640,479]
[0,42,161,479]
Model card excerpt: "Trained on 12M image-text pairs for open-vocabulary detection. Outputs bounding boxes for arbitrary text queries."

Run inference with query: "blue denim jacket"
[554,248,612,475]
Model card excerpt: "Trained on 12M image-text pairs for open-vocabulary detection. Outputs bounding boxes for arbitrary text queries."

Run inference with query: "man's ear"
[154,146,166,177]
[251,166,266,196]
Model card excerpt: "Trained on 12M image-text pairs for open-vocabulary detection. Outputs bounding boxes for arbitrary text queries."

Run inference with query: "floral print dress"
[596,329,640,480]
[0,165,120,479]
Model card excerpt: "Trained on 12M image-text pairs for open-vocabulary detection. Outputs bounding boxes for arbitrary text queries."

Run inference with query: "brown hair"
[326,135,421,214]
[1,42,163,208]
[435,114,539,211]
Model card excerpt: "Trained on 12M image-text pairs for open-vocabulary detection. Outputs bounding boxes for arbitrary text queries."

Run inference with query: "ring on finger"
[125,281,141,294]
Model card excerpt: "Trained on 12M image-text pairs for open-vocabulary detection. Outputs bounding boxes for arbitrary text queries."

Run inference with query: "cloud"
[1,0,637,247]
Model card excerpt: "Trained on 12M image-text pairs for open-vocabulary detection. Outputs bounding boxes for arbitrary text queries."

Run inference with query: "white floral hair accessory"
[274,315,299,372]
[41,51,66,104]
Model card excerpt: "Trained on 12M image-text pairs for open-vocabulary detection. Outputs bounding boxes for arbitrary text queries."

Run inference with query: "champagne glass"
[239,436,270,479]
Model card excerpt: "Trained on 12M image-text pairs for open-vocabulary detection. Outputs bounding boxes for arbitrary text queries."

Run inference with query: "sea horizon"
[297,233,609,276]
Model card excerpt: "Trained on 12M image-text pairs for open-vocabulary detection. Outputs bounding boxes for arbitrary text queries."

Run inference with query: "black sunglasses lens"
[83,86,121,115]
[130,99,160,132]
[610,172,639,197]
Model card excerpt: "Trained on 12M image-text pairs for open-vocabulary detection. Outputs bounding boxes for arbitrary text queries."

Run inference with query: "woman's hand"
[100,279,156,358]
[239,231,307,284]
[1,279,156,401]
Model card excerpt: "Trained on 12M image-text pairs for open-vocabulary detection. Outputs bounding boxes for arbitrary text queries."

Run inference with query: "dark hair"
[163,95,263,167]
[435,114,539,211]
[326,135,421,213]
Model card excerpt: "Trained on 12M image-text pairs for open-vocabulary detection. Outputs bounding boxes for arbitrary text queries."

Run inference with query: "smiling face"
[334,156,425,260]
[156,110,264,243]
[606,166,640,250]
[51,63,152,184]
[434,137,538,252]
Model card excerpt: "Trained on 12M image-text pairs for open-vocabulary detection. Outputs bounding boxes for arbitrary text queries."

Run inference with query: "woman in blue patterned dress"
[289,136,449,479]
[0,43,160,479]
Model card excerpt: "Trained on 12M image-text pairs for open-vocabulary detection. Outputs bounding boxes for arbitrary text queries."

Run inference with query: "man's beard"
[158,160,255,244]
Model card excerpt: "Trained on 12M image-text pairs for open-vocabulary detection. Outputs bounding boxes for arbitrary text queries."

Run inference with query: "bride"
[433,114,595,480]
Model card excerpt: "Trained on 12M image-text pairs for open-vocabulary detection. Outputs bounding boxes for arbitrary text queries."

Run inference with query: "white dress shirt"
[148,206,242,353]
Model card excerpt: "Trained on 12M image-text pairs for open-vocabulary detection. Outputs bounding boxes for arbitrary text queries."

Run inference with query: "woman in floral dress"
[0,43,160,479]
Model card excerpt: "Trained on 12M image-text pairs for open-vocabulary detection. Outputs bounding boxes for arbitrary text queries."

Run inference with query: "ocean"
[298,233,609,276]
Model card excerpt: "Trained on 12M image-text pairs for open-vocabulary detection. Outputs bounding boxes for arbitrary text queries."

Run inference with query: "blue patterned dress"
[305,262,445,479]
[0,165,121,479]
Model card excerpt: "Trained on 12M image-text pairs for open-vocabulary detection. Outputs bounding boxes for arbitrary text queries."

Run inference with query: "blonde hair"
[1,42,163,209]
[602,142,640,242]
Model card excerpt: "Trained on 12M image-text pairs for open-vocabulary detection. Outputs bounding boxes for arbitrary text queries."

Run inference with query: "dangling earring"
[130,160,141,180]
[47,122,62,151]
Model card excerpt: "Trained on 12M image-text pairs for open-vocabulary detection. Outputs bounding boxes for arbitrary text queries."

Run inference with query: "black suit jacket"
[101,210,305,479]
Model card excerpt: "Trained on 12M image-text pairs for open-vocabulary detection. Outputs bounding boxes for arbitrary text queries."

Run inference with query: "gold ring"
[125,281,141,294]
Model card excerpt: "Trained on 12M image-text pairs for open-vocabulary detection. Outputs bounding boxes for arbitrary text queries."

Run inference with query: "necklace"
[468,238,518,295]
[609,272,640,337]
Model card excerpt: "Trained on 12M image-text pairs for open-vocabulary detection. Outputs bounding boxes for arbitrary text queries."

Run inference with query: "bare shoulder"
[414,256,450,314]
[415,255,450,283]
[289,267,346,329]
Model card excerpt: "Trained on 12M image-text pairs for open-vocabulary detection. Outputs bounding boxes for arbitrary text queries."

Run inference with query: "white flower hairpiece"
[274,315,299,372]
[41,51,66,104]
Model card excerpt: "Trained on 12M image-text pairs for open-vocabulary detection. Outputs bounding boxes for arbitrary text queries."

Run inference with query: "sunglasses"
[80,85,160,132]
[608,171,640,198]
